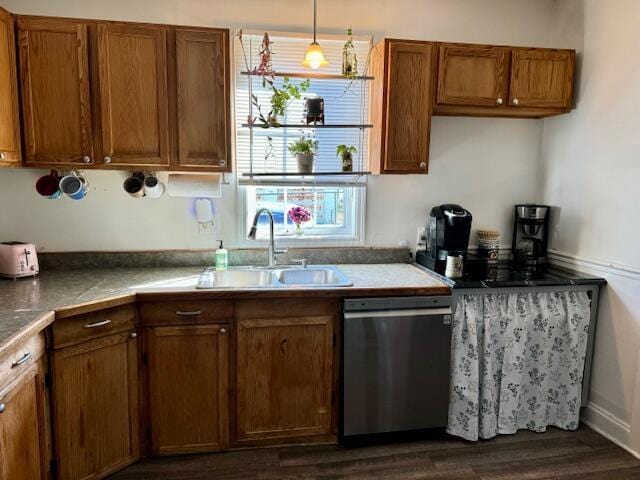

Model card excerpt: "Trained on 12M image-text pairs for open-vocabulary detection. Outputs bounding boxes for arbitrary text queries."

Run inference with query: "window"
[234,31,371,243]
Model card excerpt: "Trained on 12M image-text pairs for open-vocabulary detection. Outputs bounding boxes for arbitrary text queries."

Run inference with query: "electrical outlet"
[198,221,215,234]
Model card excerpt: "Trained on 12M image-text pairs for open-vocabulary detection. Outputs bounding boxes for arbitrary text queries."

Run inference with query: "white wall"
[542,0,640,456]
[0,0,554,252]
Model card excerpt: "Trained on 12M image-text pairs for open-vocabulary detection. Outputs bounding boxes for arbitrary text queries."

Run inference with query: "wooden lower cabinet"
[146,324,229,455]
[0,363,48,480]
[235,307,335,443]
[51,330,139,480]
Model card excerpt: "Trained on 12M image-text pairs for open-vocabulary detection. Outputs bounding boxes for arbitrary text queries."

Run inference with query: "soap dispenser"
[215,240,228,271]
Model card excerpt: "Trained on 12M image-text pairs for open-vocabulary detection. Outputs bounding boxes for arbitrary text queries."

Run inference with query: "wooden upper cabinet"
[0,366,47,480]
[147,325,229,455]
[235,312,334,443]
[18,17,95,166]
[0,8,21,167]
[97,23,170,167]
[175,28,230,171]
[51,331,139,479]
[370,40,436,174]
[509,48,575,108]
[436,44,508,107]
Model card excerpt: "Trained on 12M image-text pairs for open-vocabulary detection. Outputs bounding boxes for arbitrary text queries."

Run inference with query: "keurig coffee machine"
[417,204,472,274]
[512,204,550,270]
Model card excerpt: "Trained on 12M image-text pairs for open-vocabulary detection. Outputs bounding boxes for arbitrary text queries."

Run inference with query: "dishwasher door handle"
[343,307,452,319]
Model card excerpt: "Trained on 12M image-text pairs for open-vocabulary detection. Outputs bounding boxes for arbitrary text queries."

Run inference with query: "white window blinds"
[234,31,372,185]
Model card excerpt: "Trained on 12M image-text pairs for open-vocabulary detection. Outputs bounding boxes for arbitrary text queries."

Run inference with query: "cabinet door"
[176,29,230,171]
[383,41,436,173]
[97,24,170,167]
[0,366,46,480]
[18,18,94,166]
[0,8,20,167]
[436,44,508,107]
[51,331,139,480]
[236,316,333,442]
[147,325,229,455]
[509,48,575,108]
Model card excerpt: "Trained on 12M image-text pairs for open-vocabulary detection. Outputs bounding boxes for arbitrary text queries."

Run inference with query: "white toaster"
[0,242,40,278]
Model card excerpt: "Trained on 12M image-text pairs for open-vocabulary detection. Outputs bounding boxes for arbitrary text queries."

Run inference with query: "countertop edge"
[0,310,54,361]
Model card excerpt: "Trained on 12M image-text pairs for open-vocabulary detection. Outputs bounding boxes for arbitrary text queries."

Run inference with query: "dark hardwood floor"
[109,425,640,479]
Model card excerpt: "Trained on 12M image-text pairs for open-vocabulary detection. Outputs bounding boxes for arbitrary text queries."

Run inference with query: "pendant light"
[302,0,328,69]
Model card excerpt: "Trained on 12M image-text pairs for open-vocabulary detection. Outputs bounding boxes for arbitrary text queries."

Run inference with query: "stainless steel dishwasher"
[342,296,452,437]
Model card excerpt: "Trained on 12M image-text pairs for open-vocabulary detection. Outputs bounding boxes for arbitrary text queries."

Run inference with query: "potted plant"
[288,136,318,173]
[336,144,357,172]
[288,206,312,236]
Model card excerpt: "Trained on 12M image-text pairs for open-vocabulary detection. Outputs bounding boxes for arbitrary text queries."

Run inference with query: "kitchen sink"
[196,266,352,289]
[277,268,345,286]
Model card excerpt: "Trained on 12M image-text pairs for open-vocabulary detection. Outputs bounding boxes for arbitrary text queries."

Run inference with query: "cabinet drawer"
[140,300,233,326]
[52,304,136,349]
[0,332,45,390]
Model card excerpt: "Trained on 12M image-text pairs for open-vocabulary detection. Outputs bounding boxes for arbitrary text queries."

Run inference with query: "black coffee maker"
[512,204,550,270]
[417,204,472,274]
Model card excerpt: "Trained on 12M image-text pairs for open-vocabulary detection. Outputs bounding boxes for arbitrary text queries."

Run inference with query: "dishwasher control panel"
[343,295,451,312]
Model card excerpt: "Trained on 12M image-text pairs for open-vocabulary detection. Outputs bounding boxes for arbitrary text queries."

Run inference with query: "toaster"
[0,242,39,278]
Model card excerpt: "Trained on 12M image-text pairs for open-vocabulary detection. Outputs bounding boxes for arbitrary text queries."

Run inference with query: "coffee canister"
[477,230,500,263]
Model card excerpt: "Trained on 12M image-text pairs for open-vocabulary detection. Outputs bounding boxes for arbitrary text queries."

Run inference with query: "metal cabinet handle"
[82,156,91,163]
[0,152,5,160]
[11,352,32,368]
[220,159,227,166]
[496,98,503,105]
[0,403,5,413]
[104,156,112,164]
[84,319,112,329]
[219,328,227,334]
[513,98,520,105]
[130,332,137,339]
[175,310,202,316]
[419,162,427,169]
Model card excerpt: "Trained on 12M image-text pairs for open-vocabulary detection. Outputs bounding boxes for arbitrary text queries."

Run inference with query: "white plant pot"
[296,153,315,174]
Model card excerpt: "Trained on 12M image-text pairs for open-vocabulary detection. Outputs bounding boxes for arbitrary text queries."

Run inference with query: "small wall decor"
[305,97,325,125]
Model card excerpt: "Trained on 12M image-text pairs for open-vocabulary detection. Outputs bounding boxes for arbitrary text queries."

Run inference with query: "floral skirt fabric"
[447,291,591,441]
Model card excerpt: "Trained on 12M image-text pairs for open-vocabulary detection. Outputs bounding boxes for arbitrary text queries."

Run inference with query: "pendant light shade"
[302,0,328,69]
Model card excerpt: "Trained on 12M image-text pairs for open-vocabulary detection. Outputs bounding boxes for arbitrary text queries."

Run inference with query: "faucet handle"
[291,258,308,268]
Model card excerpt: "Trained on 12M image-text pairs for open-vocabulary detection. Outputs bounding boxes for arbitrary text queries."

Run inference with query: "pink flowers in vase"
[287,206,311,236]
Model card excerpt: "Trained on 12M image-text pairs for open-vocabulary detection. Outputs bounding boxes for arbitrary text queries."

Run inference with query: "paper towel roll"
[167,173,222,198]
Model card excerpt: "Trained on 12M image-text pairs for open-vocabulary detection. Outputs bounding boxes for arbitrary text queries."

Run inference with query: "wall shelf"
[241,71,374,81]
[242,123,373,129]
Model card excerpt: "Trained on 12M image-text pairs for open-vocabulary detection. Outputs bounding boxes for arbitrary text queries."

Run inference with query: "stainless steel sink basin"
[277,268,345,286]
[196,266,352,289]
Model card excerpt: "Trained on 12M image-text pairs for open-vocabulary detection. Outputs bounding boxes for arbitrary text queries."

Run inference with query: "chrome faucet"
[247,208,287,268]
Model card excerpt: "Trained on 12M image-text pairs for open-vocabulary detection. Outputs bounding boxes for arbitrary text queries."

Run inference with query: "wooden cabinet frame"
[0,8,21,167]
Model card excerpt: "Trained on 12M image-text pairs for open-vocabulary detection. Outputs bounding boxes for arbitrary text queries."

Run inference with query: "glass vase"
[295,224,304,236]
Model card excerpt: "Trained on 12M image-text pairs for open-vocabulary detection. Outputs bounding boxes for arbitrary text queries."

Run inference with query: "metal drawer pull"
[84,319,112,329]
[0,403,5,413]
[175,310,202,316]
[11,352,32,368]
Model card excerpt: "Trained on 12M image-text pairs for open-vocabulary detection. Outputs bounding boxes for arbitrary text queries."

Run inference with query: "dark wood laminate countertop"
[0,264,450,353]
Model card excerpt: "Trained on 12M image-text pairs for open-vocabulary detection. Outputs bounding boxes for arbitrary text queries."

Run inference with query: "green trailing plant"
[251,77,311,127]
[288,135,318,156]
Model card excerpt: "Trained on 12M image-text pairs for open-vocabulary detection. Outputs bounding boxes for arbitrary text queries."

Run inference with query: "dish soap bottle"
[215,240,228,271]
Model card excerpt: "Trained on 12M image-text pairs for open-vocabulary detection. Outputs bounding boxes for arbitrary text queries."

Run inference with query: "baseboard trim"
[548,250,640,280]
[582,402,640,459]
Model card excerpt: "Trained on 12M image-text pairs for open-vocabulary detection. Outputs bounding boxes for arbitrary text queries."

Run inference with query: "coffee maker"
[512,204,550,270]
[417,204,472,274]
